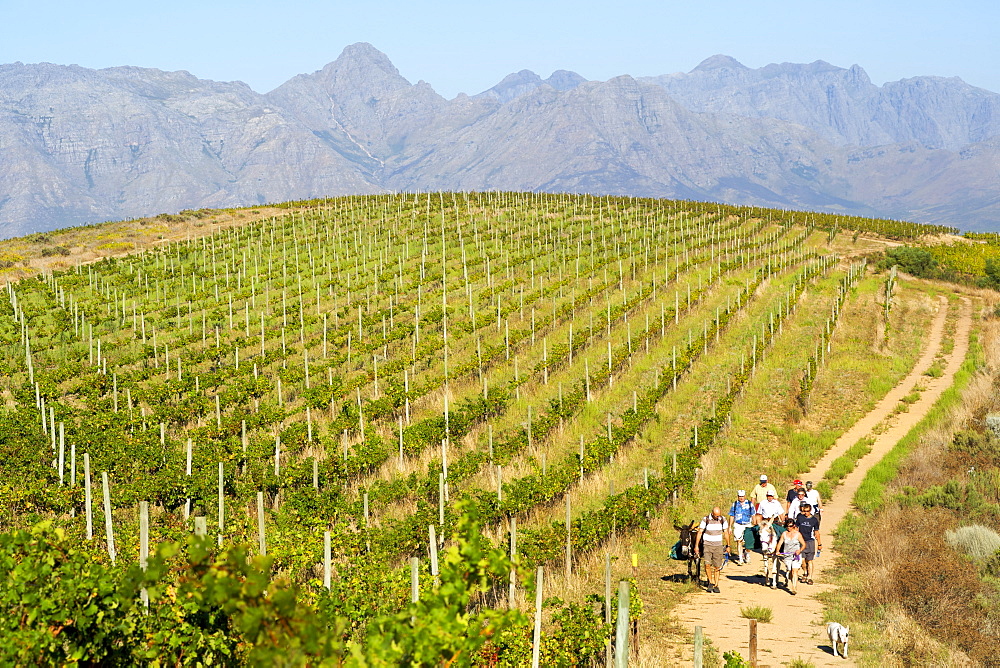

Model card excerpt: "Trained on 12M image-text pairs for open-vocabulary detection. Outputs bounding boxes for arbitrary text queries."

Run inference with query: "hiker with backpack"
[694,507,731,593]
[728,490,755,565]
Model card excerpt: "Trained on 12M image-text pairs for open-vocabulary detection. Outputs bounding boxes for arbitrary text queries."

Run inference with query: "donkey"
[674,520,703,584]
[757,517,784,589]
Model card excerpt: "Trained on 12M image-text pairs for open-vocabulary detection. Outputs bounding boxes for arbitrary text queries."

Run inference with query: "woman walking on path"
[775,519,804,595]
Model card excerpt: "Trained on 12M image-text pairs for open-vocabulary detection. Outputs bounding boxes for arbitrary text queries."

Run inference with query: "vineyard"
[0,192,968,664]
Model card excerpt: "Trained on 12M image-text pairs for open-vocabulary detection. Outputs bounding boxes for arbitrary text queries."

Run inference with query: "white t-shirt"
[788,495,810,519]
[757,499,784,520]
[805,489,821,509]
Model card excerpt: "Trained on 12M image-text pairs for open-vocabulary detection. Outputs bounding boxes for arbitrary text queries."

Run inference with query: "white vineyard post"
[102,472,116,564]
[84,453,93,539]
[218,462,225,545]
[184,438,192,521]
[324,531,332,590]
[429,525,439,580]
[531,566,544,668]
[139,500,149,609]
[257,491,266,555]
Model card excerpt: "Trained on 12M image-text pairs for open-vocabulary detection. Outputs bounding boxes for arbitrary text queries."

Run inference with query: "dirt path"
[670,296,972,666]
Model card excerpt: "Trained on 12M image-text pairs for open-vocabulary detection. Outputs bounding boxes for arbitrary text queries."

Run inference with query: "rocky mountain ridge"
[0,43,997,237]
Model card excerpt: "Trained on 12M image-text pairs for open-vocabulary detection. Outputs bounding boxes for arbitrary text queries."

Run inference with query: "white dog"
[827,622,850,659]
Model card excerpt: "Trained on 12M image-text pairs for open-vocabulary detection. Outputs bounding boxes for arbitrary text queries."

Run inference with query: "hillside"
[1,193,994,663]
[1,44,998,238]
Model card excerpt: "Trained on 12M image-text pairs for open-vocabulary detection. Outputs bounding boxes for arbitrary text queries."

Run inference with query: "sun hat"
[760,474,768,481]
[737,489,746,496]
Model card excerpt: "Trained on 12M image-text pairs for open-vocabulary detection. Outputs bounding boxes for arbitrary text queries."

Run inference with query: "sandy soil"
[669,295,972,666]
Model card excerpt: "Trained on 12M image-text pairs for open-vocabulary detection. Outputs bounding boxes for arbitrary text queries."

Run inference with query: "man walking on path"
[756,490,785,524]
[694,507,731,593]
[749,474,777,512]
[728,490,754,564]
[795,502,821,584]
[804,480,822,518]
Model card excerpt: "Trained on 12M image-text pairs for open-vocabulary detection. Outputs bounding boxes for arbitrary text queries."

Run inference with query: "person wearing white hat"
[749,474,778,512]
[757,490,786,524]
[728,489,755,564]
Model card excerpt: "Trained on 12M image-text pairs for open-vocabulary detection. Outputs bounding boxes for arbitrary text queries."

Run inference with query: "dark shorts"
[702,542,725,569]
[803,539,816,561]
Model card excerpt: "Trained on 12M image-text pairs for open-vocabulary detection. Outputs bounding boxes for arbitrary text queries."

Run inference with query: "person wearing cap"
[795,501,822,585]
[749,474,778,511]
[804,480,822,518]
[728,490,755,565]
[786,479,804,507]
[694,506,731,593]
[756,489,785,524]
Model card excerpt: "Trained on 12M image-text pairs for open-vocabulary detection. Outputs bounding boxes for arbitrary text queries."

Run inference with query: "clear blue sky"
[4,0,998,97]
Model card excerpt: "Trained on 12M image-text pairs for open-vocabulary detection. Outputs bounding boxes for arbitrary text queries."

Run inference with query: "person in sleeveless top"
[775,518,804,594]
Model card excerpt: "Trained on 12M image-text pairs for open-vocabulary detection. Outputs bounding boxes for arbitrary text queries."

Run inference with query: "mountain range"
[1,42,997,238]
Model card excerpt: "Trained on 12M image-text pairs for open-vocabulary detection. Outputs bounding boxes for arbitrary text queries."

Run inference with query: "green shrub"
[877,246,937,278]
[723,650,751,667]
[740,605,773,623]
[786,659,816,668]
[985,550,1000,577]
[924,360,945,377]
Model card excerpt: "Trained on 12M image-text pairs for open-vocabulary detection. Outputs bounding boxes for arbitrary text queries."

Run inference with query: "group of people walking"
[694,475,823,594]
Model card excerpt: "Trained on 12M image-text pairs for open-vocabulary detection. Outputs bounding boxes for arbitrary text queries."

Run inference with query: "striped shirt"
[698,516,729,543]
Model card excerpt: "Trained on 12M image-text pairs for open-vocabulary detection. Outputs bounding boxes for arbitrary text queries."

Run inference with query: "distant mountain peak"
[545,70,587,91]
[337,42,395,69]
[293,41,411,95]
[476,68,587,103]
[499,70,543,86]
[692,55,747,72]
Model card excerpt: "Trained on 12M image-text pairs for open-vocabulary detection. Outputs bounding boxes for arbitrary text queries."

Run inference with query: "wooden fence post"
[694,625,703,668]
[749,619,758,667]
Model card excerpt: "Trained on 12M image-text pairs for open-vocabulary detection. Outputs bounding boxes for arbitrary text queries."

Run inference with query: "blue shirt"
[729,499,754,524]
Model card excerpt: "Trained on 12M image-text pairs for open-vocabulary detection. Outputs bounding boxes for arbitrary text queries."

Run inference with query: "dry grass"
[824,313,1000,666]
[0,206,286,281]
